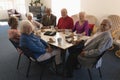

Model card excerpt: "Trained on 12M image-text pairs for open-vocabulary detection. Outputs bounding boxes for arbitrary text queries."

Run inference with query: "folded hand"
[80,51,85,57]
[46,47,53,53]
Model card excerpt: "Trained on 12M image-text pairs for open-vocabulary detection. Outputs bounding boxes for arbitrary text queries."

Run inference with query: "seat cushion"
[89,24,94,30]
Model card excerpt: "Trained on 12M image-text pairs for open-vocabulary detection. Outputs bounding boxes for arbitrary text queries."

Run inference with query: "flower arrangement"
[30,0,41,6]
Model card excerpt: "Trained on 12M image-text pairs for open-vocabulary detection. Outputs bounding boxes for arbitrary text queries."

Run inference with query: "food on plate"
[66,37,74,43]
[48,38,55,43]
[115,50,120,58]
[108,45,114,50]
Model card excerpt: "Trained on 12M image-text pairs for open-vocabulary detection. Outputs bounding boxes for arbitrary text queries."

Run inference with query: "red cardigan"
[57,16,74,29]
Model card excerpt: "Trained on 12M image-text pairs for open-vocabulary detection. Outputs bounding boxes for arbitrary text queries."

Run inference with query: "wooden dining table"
[37,29,90,50]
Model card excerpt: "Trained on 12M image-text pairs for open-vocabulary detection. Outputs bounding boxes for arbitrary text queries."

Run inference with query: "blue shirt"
[20,33,48,58]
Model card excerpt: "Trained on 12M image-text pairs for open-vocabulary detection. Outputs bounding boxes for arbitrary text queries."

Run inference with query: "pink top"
[8,29,20,42]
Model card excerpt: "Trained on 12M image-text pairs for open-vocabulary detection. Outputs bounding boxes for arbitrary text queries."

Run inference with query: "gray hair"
[20,20,34,35]
[26,12,33,18]
[61,8,67,13]
[101,19,112,27]
[79,12,86,16]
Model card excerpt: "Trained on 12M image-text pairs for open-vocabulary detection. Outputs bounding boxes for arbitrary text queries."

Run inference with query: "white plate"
[116,40,120,44]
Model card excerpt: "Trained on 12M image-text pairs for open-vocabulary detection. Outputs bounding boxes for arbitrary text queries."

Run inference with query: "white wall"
[42,0,120,20]
[81,0,120,20]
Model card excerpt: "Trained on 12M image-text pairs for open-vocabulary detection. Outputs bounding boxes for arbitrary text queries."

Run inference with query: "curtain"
[0,0,26,14]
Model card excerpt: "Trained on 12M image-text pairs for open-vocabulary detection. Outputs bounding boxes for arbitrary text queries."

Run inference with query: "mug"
[51,25,54,30]
[76,34,82,40]
[57,38,62,45]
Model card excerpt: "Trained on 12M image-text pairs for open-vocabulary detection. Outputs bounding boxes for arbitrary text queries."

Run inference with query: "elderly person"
[41,8,56,28]
[19,20,61,64]
[73,12,90,36]
[26,12,43,30]
[8,16,20,43]
[65,19,113,77]
[57,8,74,30]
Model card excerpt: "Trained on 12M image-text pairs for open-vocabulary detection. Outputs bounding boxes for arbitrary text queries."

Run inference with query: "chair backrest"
[85,15,98,26]
[71,14,79,25]
[108,15,120,32]
[9,39,19,49]
[94,50,107,69]
[20,46,55,63]
[71,14,98,35]
[71,14,98,25]
[9,38,36,61]
[20,46,36,61]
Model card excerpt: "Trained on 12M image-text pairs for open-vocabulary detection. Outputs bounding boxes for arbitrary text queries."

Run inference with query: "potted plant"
[30,0,33,6]
[34,0,40,6]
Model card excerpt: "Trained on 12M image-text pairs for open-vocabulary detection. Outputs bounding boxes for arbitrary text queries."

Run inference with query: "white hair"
[79,12,86,16]
[20,20,34,35]
[26,12,33,18]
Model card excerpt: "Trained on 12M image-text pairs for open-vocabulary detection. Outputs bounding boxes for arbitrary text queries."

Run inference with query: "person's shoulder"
[52,14,56,18]
[101,31,112,38]
[42,14,47,18]
[8,29,18,33]
[66,16,73,21]
[75,21,79,24]
[85,20,88,23]
[67,16,72,19]
[58,17,63,20]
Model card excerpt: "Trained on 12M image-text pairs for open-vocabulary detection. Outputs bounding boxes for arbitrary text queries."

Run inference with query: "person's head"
[61,8,68,18]
[20,20,34,35]
[26,12,33,21]
[79,12,86,21]
[45,8,51,16]
[8,16,18,29]
[100,19,112,32]
[41,3,43,6]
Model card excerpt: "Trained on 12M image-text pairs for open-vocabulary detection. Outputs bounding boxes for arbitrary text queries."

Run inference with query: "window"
[52,0,81,22]
[0,0,26,14]
[0,0,13,10]
[14,0,26,14]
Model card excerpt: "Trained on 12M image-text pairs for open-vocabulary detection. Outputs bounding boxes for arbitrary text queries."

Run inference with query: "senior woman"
[8,16,20,43]
[26,12,43,30]
[19,20,61,64]
[72,12,90,36]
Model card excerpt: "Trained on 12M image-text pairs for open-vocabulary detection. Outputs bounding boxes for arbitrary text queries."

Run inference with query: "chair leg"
[98,68,102,78]
[88,69,92,80]
[53,60,58,74]
[17,54,22,69]
[40,65,46,80]
[26,60,31,77]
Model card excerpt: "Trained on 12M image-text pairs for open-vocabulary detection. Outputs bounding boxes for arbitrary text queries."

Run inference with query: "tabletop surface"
[36,29,90,50]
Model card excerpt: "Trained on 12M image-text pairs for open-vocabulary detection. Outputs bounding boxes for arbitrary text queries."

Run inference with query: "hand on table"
[72,40,82,45]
